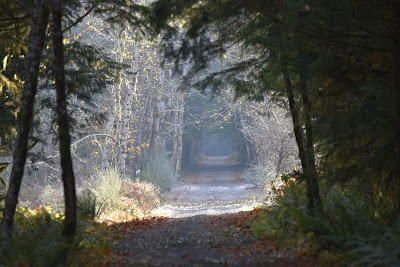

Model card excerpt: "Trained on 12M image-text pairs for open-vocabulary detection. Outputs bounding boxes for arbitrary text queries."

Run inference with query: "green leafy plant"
[248,178,400,266]
[0,162,9,217]
[0,206,115,266]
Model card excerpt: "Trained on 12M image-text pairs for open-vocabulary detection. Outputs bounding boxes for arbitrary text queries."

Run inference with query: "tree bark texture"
[1,0,49,238]
[117,73,138,175]
[300,78,322,209]
[101,91,116,172]
[393,3,400,207]
[149,67,166,152]
[172,99,179,173]
[175,92,184,175]
[51,0,77,240]
[238,107,254,163]
[281,65,318,212]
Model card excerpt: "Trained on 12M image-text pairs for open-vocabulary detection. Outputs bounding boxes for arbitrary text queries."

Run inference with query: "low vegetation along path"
[111,156,316,266]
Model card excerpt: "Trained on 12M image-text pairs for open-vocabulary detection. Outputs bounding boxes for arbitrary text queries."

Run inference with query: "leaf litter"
[102,156,320,266]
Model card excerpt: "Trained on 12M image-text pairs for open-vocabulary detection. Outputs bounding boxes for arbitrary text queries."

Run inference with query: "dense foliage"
[146,0,400,264]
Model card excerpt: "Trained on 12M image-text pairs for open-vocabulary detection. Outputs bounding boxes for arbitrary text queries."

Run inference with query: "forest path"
[111,157,318,266]
[152,155,265,218]
[112,213,316,266]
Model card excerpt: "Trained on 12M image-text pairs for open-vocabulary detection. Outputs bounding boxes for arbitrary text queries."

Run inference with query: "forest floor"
[106,156,320,266]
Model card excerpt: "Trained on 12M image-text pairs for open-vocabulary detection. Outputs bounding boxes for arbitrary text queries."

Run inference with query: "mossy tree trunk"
[1,0,49,238]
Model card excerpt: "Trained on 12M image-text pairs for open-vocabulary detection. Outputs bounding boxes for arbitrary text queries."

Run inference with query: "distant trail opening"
[201,132,233,157]
[152,154,264,218]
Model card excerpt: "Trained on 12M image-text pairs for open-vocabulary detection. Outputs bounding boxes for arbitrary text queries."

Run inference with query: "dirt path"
[112,156,317,266]
[152,156,265,218]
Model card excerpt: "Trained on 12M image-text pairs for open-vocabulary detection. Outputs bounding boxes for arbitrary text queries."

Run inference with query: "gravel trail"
[113,156,318,266]
[152,156,265,218]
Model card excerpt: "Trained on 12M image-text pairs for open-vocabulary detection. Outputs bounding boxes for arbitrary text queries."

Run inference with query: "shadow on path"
[112,156,320,266]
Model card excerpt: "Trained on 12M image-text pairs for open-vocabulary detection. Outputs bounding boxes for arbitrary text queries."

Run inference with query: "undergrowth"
[77,167,161,221]
[247,177,400,266]
[0,207,115,266]
[0,167,162,266]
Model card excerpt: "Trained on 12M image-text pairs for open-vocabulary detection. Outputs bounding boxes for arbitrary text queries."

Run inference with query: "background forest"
[0,0,399,266]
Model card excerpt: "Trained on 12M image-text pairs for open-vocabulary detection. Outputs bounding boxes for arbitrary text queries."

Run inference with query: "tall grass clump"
[138,150,176,191]
[241,163,265,187]
[77,188,99,219]
[241,163,281,191]
[77,167,161,221]
[78,168,121,218]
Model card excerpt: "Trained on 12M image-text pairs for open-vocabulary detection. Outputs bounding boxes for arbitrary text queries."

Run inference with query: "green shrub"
[138,151,176,192]
[0,207,115,266]
[247,178,400,266]
[0,177,6,217]
[0,207,68,266]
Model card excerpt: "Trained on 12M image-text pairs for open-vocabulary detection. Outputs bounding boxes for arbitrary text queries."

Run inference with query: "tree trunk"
[276,138,285,174]
[281,65,317,212]
[238,107,254,163]
[1,0,49,238]
[393,4,400,208]
[101,92,115,172]
[149,67,166,152]
[175,92,184,175]
[117,73,138,175]
[172,93,179,172]
[51,0,77,241]
[300,77,322,209]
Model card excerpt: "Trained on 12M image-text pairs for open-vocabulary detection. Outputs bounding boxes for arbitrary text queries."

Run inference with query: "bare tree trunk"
[238,107,253,163]
[117,39,139,175]
[51,0,77,240]
[172,93,179,172]
[118,74,138,175]
[1,0,49,238]
[149,68,165,151]
[149,92,162,150]
[175,92,184,175]
[276,138,285,173]
[101,90,115,172]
